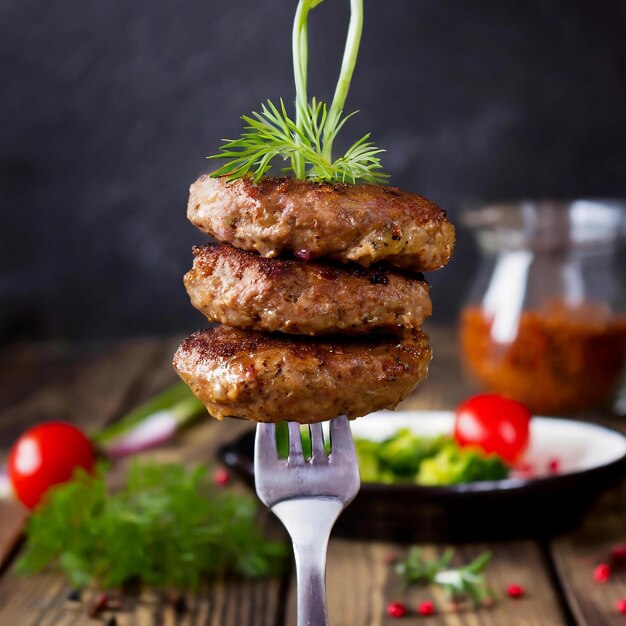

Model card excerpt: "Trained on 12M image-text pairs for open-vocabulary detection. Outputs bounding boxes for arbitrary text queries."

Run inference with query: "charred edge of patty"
[178,326,428,363]
[190,242,428,286]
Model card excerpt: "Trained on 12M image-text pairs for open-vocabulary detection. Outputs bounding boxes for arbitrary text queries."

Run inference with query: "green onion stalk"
[92,381,206,458]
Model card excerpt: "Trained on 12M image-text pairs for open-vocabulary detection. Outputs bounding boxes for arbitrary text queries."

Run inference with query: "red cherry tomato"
[7,422,95,509]
[454,394,531,464]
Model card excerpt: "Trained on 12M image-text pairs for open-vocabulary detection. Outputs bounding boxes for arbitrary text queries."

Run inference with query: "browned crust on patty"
[173,326,432,423]
[184,243,432,335]
[187,176,455,273]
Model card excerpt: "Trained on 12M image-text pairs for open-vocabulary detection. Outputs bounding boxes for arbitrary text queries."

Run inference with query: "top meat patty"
[187,176,455,273]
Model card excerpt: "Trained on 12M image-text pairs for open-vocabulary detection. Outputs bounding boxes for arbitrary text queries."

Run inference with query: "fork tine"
[255,422,278,464]
[287,422,305,464]
[309,423,327,463]
[329,415,356,459]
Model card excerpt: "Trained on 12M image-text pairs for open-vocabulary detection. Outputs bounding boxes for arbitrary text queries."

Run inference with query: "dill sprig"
[396,548,495,607]
[209,0,387,184]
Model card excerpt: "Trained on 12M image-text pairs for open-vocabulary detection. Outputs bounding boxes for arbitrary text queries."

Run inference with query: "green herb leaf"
[210,98,387,185]
[396,548,495,608]
[209,0,387,184]
[17,462,286,590]
[395,547,454,586]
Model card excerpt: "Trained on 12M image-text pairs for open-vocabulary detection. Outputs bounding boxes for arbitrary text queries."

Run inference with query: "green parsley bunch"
[17,462,286,590]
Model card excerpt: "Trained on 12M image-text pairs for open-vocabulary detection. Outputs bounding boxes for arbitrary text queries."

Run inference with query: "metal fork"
[254,416,361,626]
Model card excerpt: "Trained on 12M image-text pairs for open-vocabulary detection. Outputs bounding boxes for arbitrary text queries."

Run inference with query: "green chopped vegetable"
[417,443,510,486]
[354,438,383,482]
[376,428,447,477]
[353,429,510,485]
[275,422,333,459]
[17,461,286,590]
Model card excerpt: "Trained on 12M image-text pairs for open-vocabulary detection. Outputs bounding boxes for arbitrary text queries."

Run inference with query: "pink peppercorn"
[213,468,230,486]
[417,600,436,616]
[386,601,407,618]
[611,545,626,562]
[616,599,626,615]
[593,563,611,583]
[88,593,110,617]
[516,462,535,477]
[547,458,561,474]
[507,584,525,599]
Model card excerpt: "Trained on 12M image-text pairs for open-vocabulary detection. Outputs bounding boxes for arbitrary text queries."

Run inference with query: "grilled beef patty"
[184,243,432,335]
[173,326,432,423]
[187,176,455,273]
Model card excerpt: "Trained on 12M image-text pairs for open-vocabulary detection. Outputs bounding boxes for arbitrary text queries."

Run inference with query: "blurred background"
[1,0,626,344]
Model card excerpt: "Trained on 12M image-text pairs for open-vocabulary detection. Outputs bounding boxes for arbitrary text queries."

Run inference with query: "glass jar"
[460,199,626,415]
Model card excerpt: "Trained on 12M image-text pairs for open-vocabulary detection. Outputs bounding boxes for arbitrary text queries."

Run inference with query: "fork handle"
[273,498,343,626]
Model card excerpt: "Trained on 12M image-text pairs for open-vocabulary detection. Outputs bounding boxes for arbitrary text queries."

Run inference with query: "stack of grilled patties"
[173,176,455,424]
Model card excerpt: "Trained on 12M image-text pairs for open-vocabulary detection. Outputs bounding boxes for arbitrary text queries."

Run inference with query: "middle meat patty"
[185,242,432,335]
[173,325,432,423]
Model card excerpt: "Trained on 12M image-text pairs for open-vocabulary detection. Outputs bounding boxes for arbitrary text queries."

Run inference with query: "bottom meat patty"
[173,326,432,423]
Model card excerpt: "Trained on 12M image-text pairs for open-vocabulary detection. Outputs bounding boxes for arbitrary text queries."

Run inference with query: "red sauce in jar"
[460,301,626,414]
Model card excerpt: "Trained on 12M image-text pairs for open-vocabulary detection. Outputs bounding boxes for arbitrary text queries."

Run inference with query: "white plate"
[349,410,626,479]
[220,411,626,539]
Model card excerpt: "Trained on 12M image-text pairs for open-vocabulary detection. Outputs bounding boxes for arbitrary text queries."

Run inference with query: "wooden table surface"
[0,327,624,625]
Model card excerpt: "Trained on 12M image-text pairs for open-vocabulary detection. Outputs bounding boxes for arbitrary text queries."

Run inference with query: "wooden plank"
[0,577,284,626]
[399,324,471,412]
[122,576,284,626]
[0,338,168,447]
[0,501,26,573]
[0,341,77,413]
[550,479,626,626]
[283,539,566,625]
[97,336,184,428]
[0,338,286,626]
[549,416,626,626]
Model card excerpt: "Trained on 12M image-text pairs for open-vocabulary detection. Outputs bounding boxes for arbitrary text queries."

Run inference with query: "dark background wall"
[1,0,625,343]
